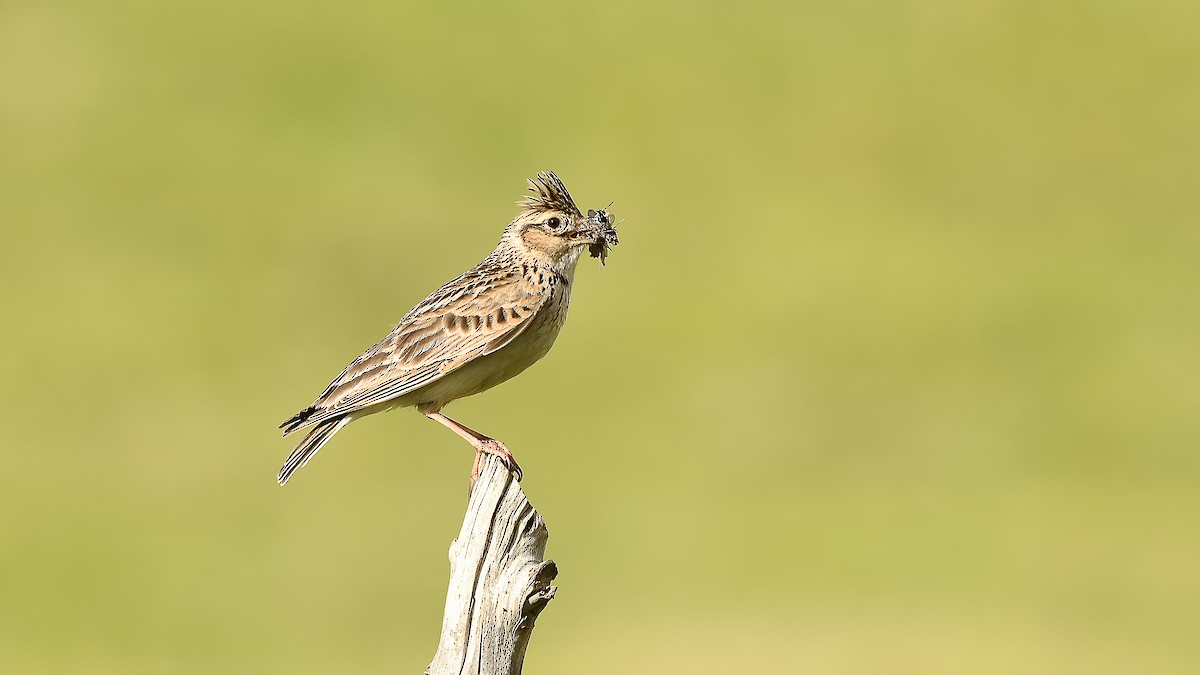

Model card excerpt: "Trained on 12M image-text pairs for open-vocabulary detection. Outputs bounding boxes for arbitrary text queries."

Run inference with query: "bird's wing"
[281,263,552,434]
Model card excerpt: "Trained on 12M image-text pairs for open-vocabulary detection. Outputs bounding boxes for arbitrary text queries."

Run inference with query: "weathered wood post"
[426,453,558,675]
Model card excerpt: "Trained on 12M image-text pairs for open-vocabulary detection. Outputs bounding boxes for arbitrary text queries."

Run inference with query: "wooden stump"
[426,454,558,675]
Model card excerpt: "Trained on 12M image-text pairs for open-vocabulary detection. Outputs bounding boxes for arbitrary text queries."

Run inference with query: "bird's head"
[502,172,619,269]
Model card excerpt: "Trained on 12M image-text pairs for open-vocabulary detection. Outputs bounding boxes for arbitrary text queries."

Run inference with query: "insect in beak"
[584,206,620,265]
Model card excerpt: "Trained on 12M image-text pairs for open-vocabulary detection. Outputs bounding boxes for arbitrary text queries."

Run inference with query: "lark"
[277,172,619,485]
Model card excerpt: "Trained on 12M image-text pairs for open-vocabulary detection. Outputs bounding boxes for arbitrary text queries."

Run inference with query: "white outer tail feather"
[277,416,351,485]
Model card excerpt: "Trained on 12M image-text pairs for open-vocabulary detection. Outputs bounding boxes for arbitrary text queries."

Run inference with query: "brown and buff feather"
[518,171,582,219]
[280,256,561,436]
[278,416,350,485]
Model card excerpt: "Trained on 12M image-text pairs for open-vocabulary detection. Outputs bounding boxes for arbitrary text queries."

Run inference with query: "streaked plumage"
[278,172,618,485]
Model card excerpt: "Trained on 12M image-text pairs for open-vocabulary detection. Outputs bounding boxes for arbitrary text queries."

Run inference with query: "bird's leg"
[424,411,523,482]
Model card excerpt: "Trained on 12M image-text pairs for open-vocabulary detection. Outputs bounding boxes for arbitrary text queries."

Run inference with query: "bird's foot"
[471,438,523,483]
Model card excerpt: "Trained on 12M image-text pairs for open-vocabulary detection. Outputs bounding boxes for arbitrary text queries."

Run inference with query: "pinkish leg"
[425,411,523,482]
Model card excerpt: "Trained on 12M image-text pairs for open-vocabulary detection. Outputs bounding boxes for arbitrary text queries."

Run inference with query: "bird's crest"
[518,171,582,218]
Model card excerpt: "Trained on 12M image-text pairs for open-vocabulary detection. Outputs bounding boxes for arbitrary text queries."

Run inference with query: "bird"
[277,172,619,485]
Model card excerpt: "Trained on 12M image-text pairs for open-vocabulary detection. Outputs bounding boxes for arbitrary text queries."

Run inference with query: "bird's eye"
[545,217,562,230]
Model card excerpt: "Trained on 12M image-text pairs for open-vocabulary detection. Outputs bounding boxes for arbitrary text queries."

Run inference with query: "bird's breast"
[408,284,572,408]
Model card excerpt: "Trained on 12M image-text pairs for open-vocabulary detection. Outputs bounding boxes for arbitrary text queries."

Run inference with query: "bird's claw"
[476,439,523,482]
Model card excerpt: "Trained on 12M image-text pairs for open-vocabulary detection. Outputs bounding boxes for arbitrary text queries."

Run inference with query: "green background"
[2,0,1197,672]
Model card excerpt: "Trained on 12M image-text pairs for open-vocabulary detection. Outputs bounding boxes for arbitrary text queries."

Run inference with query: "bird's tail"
[278,416,350,485]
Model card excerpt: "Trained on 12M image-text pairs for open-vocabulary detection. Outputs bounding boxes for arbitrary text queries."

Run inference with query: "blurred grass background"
[1,0,1198,672]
